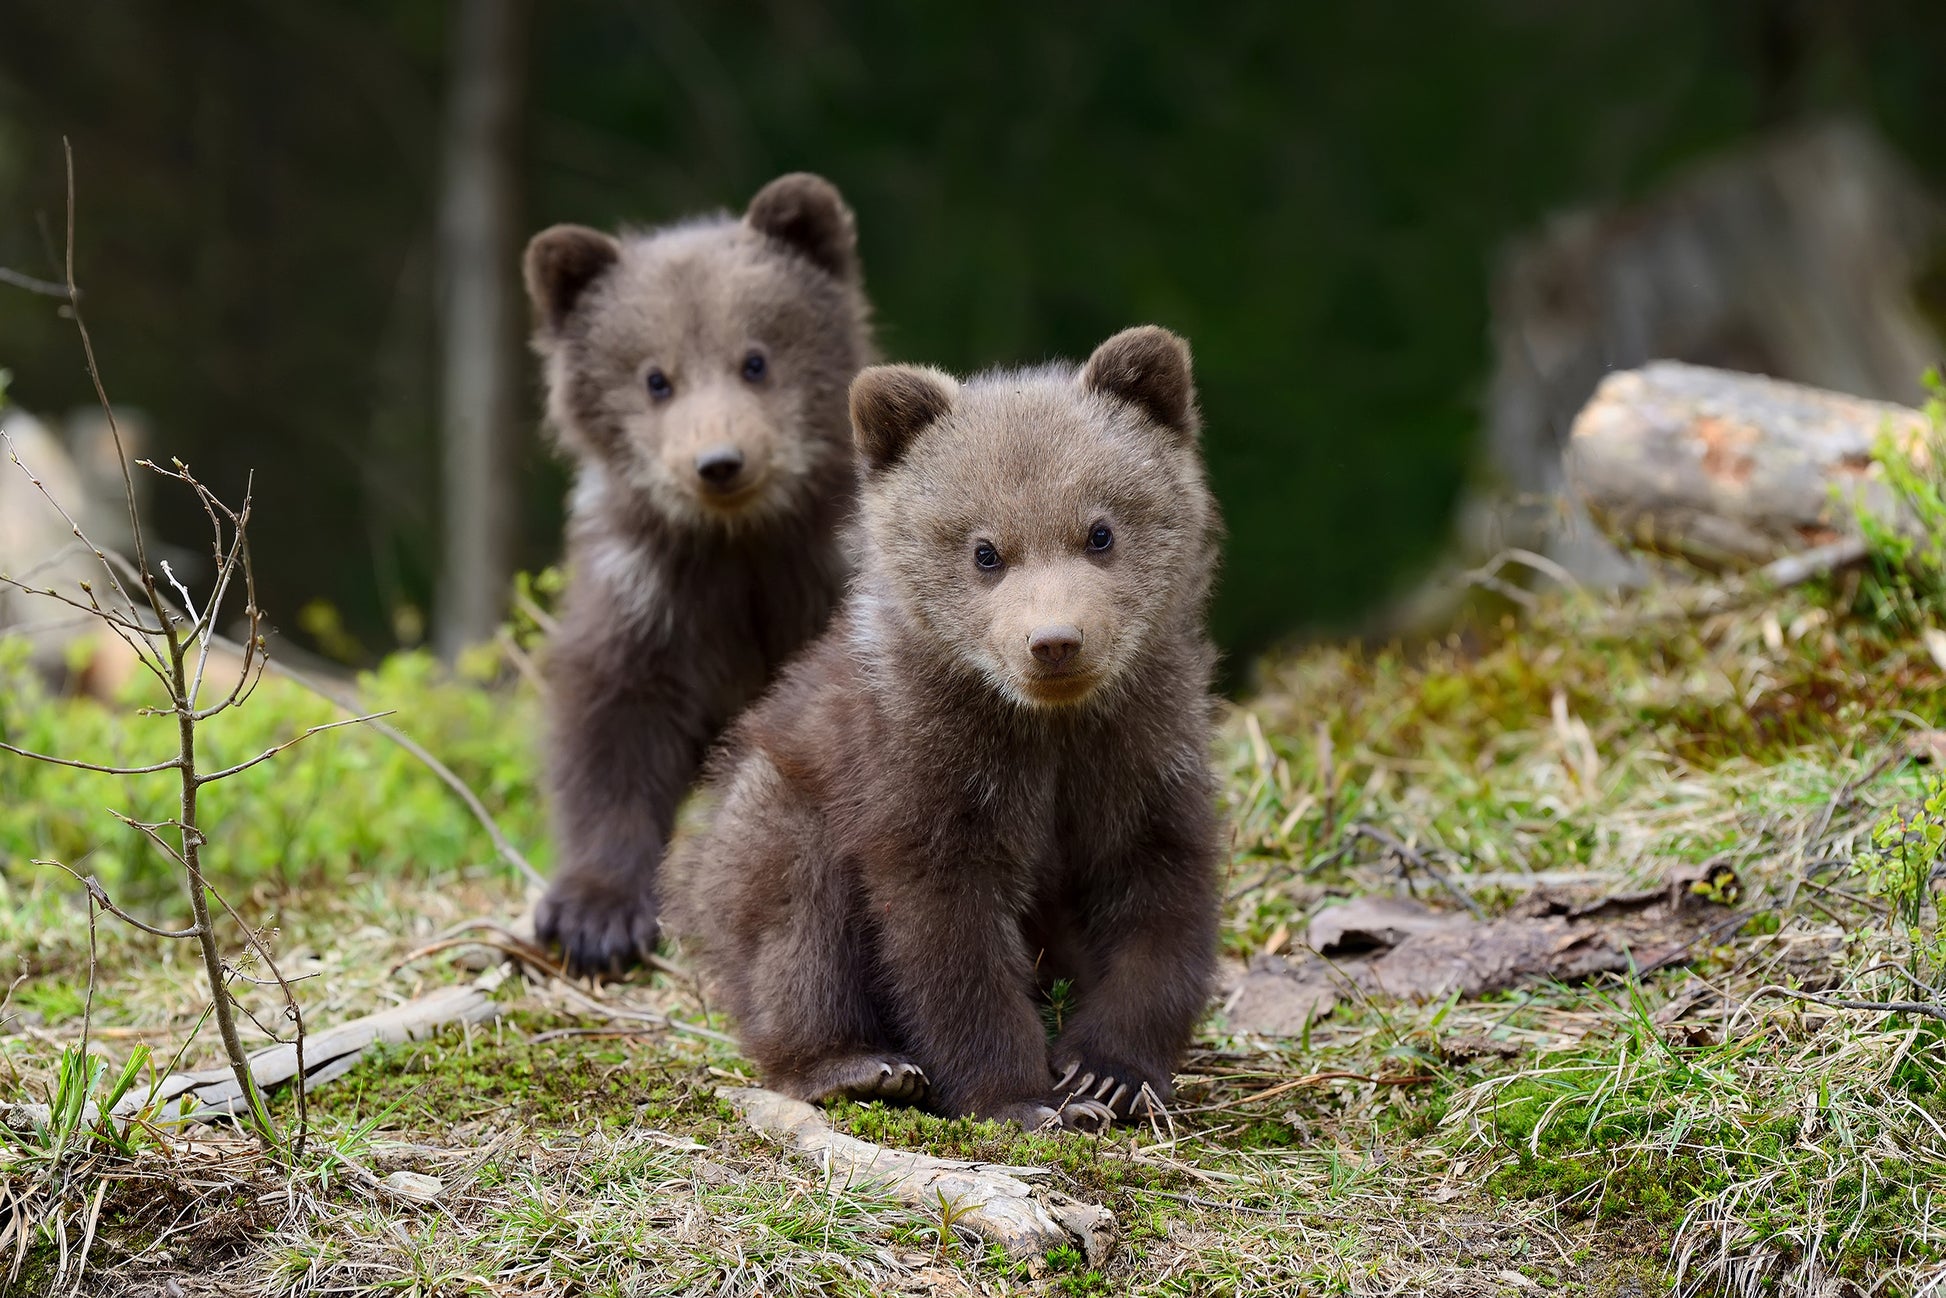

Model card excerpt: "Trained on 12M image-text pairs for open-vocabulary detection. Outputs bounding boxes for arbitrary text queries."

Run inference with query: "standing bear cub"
[664,326,1223,1130]
[525,174,873,975]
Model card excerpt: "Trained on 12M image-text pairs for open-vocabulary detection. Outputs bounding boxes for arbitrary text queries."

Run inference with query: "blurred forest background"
[2,1,1944,677]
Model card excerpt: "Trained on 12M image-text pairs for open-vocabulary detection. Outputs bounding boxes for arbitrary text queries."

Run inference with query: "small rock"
[380,1170,444,1203]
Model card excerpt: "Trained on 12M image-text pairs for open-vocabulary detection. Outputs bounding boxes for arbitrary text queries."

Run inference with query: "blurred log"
[1564,361,1931,569]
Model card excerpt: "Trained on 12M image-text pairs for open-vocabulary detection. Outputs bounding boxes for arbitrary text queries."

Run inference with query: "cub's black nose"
[1029,624,1083,670]
[695,445,746,489]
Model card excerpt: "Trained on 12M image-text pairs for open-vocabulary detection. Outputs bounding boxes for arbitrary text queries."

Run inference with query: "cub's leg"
[860,847,1103,1130]
[537,624,716,977]
[1048,815,1220,1123]
[681,753,922,1107]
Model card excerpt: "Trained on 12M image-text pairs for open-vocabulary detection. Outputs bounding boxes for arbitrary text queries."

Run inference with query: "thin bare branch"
[194,711,395,785]
[0,572,156,637]
[512,584,559,638]
[0,741,180,777]
[187,475,253,707]
[35,860,201,940]
[204,889,309,1155]
[246,655,547,891]
[160,560,202,644]
[106,810,191,870]
[0,265,70,297]
[1,429,144,620]
[1351,822,1487,920]
[1751,984,1946,1024]
[63,138,158,620]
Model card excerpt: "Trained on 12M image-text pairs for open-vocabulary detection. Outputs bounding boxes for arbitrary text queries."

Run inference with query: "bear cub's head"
[525,174,870,533]
[849,327,1219,709]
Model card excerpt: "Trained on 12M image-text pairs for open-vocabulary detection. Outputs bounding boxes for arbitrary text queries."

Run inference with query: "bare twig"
[0,742,179,776]
[97,545,542,891]
[37,860,200,941]
[193,711,395,784]
[1749,984,1946,1024]
[258,658,547,892]
[202,890,310,1157]
[0,140,336,1154]
[1352,823,1487,920]
[0,265,70,297]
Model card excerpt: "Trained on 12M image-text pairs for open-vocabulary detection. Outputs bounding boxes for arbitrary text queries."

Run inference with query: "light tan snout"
[993,562,1119,704]
[648,385,779,509]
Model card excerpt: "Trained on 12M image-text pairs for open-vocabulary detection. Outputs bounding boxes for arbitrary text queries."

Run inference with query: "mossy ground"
[6,574,1946,1295]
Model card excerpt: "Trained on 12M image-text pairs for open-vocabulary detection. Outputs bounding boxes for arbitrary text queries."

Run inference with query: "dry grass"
[7,576,1946,1295]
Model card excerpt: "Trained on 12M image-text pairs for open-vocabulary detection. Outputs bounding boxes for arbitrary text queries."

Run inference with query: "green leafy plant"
[1851,368,1946,629]
[1041,976,1076,1037]
[1851,777,1946,987]
[0,1043,156,1169]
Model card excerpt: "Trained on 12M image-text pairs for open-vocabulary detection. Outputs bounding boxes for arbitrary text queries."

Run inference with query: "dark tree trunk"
[435,0,527,658]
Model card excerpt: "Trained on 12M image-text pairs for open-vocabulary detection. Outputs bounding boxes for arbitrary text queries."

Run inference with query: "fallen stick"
[721,1086,1117,1267]
[0,979,499,1130]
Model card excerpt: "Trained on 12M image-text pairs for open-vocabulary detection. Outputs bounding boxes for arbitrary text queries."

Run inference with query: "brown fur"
[526,174,873,975]
[664,327,1223,1130]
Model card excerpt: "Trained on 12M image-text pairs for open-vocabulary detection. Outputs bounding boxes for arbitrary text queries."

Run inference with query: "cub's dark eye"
[741,351,767,382]
[1087,522,1115,553]
[973,541,1003,572]
[646,369,674,400]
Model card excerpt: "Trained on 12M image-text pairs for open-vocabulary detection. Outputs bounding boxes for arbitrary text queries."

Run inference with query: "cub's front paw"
[535,872,660,978]
[1051,1059,1166,1122]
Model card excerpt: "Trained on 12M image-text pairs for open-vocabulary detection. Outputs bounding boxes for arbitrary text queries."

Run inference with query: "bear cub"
[525,173,873,976]
[664,326,1223,1129]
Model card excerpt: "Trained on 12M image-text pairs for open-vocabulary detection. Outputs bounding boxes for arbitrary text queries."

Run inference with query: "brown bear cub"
[524,174,873,976]
[664,326,1223,1130]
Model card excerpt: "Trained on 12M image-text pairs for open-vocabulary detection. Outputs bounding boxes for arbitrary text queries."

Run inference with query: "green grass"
[9,561,1946,1294]
[0,637,548,922]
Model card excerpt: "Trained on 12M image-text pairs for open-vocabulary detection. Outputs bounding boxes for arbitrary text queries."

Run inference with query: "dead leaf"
[1261,920,1290,957]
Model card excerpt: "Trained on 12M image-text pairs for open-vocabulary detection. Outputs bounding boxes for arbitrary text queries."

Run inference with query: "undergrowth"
[0,639,547,961]
[10,522,1946,1291]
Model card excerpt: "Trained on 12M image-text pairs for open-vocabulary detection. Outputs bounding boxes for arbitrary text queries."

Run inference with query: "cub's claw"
[866,1060,930,1102]
[798,1055,929,1105]
[1051,1060,1158,1121]
[1055,1098,1116,1133]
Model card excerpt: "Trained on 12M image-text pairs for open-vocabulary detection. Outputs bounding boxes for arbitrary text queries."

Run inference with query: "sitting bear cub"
[524,174,873,975]
[664,326,1223,1130]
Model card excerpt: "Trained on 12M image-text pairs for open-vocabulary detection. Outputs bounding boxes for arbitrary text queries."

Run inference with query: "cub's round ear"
[850,365,958,473]
[745,172,859,282]
[1080,325,1198,440]
[524,225,620,334]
